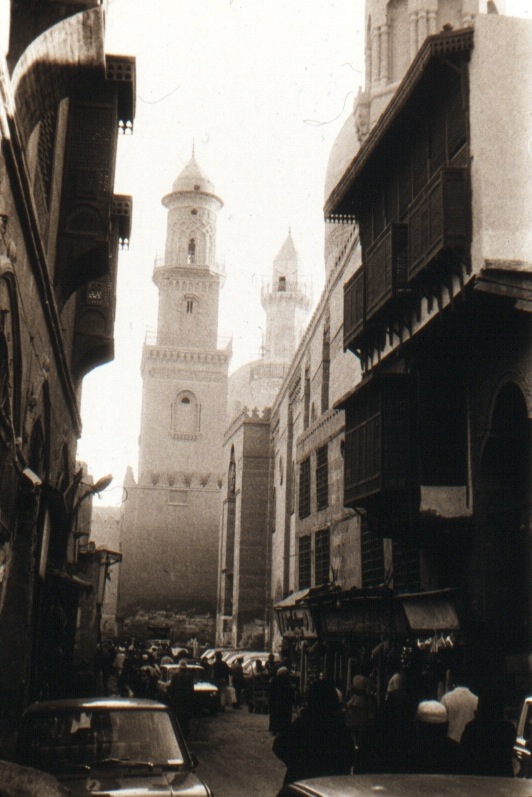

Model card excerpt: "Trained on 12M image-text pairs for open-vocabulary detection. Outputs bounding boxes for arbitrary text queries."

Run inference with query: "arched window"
[184,294,199,316]
[171,390,201,439]
[187,238,196,264]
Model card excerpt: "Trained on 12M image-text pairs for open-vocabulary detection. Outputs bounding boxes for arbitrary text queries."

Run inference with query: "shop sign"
[277,606,316,638]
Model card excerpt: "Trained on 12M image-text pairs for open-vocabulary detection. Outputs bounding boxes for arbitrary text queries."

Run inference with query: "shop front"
[307,587,461,706]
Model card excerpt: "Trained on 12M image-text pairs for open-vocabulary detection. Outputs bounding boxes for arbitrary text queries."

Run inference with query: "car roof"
[280,775,532,797]
[22,697,169,715]
[0,759,68,797]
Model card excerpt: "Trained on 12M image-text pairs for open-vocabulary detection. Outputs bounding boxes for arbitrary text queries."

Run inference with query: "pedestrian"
[356,671,416,774]
[273,679,353,784]
[459,689,516,777]
[166,659,195,738]
[231,656,245,708]
[211,650,231,709]
[69,659,99,698]
[441,673,478,746]
[345,674,374,749]
[269,666,294,735]
[406,699,457,774]
[139,653,160,699]
[265,653,276,676]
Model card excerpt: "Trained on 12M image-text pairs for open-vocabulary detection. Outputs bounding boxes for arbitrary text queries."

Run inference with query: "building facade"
[0,1,134,747]
[329,4,532,690]
[217,233,311,648]
[118,154,230,643]
[238,0,532,700]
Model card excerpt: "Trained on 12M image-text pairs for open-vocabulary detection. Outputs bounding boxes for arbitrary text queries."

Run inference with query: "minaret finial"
[192,138,195,159]
[288,226,291,235]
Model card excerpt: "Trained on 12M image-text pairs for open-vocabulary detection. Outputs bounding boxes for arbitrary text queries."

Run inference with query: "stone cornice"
[142,345,230,367]
[223,406,271,444]
[296,408,344,460]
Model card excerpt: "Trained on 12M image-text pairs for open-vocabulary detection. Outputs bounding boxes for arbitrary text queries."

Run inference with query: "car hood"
[194,682,217,692]
[57,769,210,796]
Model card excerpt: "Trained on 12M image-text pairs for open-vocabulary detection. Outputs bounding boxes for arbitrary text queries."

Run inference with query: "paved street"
[188,707,286,797]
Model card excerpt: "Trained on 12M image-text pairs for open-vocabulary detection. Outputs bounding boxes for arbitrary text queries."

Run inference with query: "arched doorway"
[477,382,530,661]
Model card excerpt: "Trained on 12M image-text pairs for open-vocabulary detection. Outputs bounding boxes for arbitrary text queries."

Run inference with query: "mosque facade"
[117,154,230,641]
[217,233,311,648]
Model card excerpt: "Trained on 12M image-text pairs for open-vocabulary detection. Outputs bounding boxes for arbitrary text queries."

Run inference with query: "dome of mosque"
[323,112,359,205]
[172,153,215,195]
[324,113,360,274]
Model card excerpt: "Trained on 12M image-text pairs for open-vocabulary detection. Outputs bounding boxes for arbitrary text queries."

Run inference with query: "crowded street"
[0,1,531,796]
[188,707,286,797]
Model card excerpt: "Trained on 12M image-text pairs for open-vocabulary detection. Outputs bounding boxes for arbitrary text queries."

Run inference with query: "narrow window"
[315,529,330,585]
[361,518,385,588]
[321,321,330,414]
[303,364,310,430]
[316,444,329,511]
[298,535,311,589]
[186,299,194,314]
[187,238,196,264]
[298,457,311,519]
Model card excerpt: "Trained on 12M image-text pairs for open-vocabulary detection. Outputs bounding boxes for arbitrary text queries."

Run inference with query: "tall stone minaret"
[260,230,310,362]
[118,151,230,641]
[138,150,229,480]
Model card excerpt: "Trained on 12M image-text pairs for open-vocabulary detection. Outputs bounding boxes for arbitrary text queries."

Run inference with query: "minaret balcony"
[153,255,225,279]
[260,279,311,310]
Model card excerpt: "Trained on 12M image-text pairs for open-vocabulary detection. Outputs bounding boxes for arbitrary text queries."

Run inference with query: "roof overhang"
[324,27,475,222]
[10,8,106,146]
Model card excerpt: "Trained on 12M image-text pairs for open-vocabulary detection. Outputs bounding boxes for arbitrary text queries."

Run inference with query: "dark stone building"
[117,155,229,643]
[330,15,532,691]
[0,1,134,749]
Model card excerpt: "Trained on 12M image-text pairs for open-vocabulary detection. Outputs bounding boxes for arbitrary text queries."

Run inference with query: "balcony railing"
[343,374,417,530]
[408,167,469,280]
[153,255,226,277]
[261,278,311,302]
[343,267,364,351]
[365,223,408,322]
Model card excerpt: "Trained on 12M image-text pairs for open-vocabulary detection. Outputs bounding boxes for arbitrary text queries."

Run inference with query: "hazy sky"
[76,0,530,505]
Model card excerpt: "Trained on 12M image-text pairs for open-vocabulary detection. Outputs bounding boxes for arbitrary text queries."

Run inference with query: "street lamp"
[75,474,113,509]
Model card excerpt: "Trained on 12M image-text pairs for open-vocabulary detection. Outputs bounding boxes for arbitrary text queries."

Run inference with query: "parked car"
[200,648,235,668]
[15,697,214,797]
[277,774,532,797]
[158,664,220,715]
[514,695,532,776]
[0,759,67,797]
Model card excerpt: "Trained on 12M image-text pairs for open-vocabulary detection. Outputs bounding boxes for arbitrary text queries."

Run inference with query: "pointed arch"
[477,381,530,656]
[170,389,201,439]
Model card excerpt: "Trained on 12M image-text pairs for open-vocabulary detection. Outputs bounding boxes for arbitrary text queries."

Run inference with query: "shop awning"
[399,590,459,633]
[274,587,311,610]
[307,587,459,640]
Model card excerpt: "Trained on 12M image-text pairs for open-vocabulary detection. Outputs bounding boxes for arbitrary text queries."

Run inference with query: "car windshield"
[19,707,186,774]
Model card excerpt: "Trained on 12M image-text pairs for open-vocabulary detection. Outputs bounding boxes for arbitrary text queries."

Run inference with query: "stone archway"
[477,382,530,662]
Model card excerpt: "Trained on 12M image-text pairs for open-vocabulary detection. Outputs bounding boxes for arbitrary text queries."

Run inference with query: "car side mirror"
[190,753,199,769]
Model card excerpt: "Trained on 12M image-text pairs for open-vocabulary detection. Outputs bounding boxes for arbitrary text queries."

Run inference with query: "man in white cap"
[441,676,478,744]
